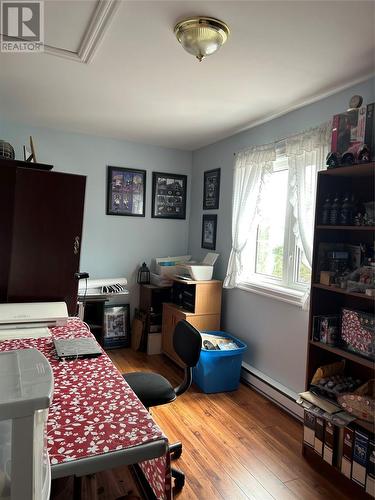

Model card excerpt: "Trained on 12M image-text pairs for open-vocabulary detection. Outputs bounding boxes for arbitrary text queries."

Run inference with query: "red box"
[341,308,375,359]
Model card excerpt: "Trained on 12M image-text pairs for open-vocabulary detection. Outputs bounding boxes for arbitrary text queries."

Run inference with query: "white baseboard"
[241,362,304,421]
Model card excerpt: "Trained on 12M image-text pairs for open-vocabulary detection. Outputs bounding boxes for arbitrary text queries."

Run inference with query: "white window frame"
[238,156,310,307]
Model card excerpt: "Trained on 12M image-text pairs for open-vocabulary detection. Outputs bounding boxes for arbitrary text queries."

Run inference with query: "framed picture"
[103,304,130,349]
[202,214,217,250]
[152,172,187,219]
[203,168,220,210]
[107,166,146,216]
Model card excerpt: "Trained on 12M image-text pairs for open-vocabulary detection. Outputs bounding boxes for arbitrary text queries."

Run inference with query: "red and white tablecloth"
[0,318,172,500]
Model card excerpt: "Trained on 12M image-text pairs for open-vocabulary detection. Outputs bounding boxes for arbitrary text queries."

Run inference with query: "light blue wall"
[189,77,375,394]
[0,122,192,309]
[2,77,374,393]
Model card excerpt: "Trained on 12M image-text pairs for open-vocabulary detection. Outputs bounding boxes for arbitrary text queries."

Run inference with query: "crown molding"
[43,45,82,62]
[44,0,120,64]
[78,0,120,63]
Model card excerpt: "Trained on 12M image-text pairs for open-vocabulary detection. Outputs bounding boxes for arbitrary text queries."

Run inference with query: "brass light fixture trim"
[174,17,230,62]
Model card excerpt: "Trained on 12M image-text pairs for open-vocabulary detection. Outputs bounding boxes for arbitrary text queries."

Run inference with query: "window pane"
[255,169,288,279]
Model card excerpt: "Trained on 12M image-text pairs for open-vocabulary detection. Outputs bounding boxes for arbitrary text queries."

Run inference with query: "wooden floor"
[107,348,353,500]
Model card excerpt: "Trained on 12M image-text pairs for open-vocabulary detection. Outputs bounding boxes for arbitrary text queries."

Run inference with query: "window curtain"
[286,121,331,308]
[223,143,276,288]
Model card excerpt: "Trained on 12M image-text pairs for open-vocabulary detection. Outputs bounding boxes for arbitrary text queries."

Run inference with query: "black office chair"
[123,320,202,490]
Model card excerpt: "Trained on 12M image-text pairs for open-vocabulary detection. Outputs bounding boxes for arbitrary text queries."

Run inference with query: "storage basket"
[193,331,247,393]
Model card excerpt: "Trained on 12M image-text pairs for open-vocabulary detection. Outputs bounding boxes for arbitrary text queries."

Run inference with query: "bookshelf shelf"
[315,225,375,231]
[319,162,375,177]
[309,341,374,369]
[312,283,374,301]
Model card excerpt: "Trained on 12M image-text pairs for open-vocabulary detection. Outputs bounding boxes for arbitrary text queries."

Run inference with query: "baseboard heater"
[241,362,303,421]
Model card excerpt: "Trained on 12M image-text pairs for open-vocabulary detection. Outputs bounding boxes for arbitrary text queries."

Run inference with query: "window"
[239,156,311,300]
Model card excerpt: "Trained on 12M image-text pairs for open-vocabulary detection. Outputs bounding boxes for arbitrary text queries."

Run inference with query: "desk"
[0,318,172,500]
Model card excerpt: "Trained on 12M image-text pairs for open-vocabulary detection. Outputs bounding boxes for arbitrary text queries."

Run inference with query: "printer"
[0,348,54,500]
[0,302,68,341]
[180,253,219,281]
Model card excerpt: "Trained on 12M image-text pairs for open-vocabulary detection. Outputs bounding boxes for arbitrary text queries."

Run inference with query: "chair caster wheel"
[171,448,182,460]
[172,467,185,491]
[169,442,182,461]
[174,474,185,491]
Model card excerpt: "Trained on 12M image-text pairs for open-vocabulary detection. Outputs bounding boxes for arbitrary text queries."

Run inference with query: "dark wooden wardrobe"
[0,160,86,315]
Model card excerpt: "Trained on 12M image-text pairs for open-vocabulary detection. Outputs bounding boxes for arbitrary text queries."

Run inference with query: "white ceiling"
[0,0,374,150]
[45,1,96,52]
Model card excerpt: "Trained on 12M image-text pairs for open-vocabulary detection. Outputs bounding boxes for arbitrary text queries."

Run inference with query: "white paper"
[202,252,219,265]
[0,327,51,341]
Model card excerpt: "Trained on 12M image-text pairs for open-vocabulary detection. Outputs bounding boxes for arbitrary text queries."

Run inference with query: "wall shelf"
[318,162,374,177]
[309,340,374,369]
[312,283,374,301]
[315,225,375,231]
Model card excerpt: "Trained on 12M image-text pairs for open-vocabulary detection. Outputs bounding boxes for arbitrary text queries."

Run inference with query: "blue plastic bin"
[193,331,247,393]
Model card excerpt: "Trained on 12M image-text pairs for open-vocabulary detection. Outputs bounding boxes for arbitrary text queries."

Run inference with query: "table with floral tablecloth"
[0,318,172,500]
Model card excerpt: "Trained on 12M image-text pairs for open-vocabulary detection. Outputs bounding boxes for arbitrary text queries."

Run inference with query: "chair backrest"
[173,320,201,368]
[172,320,202,397]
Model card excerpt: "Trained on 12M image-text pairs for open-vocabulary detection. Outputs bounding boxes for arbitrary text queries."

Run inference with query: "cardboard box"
[147,332,162,355]
[320,271,335,286]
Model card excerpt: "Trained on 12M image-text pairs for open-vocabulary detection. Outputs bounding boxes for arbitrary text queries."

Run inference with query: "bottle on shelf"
[321,195,331,225]
[329,193,341,225]
[339,193,351,225]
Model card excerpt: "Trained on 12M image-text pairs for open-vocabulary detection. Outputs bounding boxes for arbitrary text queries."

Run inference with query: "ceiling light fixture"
[174,17,230,62]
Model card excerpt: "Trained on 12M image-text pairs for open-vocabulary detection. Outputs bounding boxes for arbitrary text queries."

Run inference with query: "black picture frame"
[203,168,220,210]
[106,166,146,216]
[103,304,130,349]
[201,214,217,250]
[151,172,187,219]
